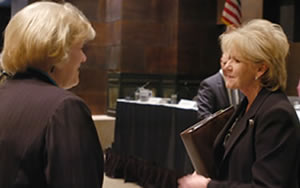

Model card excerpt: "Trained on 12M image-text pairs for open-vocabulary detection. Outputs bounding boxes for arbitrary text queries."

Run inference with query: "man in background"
[195,53,242,120]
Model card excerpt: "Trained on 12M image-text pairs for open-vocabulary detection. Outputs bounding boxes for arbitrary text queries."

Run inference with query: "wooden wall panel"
[0,7,10,51]
[105,0,122,22]
[68,0,114,114]
[70,45,107,114]
[120,20,177,74]
[294,0,300,42]
[178,0,220,76]
[123,0,165,22]
[286,42,300,96]
[145,46,177,74]
[91,21,121,46]
[69,0,102,21]
[122,21,167,46]
[106,45,121,71]
[120,0,178,74]
[120,46,145,73]
[22,0,300,115]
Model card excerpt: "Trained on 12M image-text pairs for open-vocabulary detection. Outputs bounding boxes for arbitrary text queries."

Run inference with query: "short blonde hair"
[1,1,95,74]
[220,19,289,91]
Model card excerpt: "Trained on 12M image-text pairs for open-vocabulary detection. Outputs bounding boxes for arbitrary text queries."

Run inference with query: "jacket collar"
[243,88,272,119]
[13,67,58,86]
[214,88,272,163]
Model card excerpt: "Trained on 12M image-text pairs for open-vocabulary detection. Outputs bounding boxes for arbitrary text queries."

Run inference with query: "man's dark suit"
[195,72,230,120]
[208,88,300,188]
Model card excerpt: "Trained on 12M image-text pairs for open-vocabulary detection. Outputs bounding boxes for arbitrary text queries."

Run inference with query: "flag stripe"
[224,2,241,18]
[223,7,241,25]
[226,0,241,16]
[221,0,242,27]
[222,10,241,26]
[221,15,240,26]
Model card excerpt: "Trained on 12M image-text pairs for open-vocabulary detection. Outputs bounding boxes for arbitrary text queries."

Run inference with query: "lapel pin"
[248,119,254,128]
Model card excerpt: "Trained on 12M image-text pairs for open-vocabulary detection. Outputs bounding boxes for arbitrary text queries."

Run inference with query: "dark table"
[105,99,199,188]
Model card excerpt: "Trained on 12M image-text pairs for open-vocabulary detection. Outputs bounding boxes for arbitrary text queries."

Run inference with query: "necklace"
[223,114,241,147]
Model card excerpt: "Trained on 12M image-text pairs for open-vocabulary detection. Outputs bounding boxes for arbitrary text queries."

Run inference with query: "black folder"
[180,106,234,177]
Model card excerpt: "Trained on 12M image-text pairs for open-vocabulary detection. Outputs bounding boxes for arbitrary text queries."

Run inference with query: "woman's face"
[51,42,87,89]
[222,49,261,92]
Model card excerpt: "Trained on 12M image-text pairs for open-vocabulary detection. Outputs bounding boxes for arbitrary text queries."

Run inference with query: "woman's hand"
[178,172,211,188]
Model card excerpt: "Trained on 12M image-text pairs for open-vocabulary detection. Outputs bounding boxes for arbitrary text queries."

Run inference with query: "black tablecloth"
[105,100,199,188]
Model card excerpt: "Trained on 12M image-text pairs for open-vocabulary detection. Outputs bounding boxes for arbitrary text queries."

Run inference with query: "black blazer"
[0,69,104,188]
[195,72,230,120]
[208,88,300,188]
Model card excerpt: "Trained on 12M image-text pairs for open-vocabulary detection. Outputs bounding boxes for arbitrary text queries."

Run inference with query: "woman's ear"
[256,63,268,79]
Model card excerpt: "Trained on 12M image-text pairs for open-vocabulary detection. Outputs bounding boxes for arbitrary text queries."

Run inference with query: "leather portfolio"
[180,106,234,177]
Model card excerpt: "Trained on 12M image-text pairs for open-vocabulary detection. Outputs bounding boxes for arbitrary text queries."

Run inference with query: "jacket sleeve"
[196,79,217,120]
[44,96,104,188]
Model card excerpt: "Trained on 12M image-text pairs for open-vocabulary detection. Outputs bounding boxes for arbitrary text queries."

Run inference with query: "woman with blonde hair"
[0,2,104,187]
[178,19,300,188]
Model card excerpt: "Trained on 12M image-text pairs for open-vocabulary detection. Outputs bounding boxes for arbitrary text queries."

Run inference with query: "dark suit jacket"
[208,88,300,188]
[0,68,104,188]
[195,72,230,120]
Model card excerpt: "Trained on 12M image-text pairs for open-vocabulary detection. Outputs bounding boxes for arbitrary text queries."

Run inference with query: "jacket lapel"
[222,113,249,160]
[218,88,272,162]
[213,101,243,166]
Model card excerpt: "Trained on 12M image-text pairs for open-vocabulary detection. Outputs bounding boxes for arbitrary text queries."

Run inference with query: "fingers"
[177,173,210,188]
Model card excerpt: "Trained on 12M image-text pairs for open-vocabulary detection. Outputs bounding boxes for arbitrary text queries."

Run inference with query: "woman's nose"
[223,60,233,71]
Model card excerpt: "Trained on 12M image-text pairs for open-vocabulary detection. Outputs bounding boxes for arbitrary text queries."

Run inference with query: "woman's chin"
[62,80,79,90]
[225,83,233,88]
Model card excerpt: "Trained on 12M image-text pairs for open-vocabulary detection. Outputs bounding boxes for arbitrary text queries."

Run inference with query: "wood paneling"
[71,0,300,115]
[178,0,219,76]
[145,46,177,74]
[286,42,300,96]
[67,0,122,114]
[120,0,178,74]
[120,46,145,73]
[67,0,111,114]
[91,21,121,47]
[0,7,10,51]
[18,0,300,114]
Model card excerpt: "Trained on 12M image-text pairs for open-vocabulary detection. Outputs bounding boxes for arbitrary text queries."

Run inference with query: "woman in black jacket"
[0,2,104,188]
[178,19,300,188]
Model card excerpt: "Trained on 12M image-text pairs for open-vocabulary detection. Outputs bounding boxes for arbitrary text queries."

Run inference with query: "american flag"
[221,0,242,27]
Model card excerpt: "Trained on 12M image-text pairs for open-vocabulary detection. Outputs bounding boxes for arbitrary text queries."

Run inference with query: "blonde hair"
[220,19,289,91]
[1,1,95,75]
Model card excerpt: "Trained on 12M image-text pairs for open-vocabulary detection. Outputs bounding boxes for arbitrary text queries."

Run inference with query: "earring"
[255,76,258,80]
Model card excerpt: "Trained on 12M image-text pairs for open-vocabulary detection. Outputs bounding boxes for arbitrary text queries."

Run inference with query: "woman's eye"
[233,58,241,63]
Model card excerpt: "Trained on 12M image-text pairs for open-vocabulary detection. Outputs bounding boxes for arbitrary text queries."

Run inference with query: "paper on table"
[178,99,197,109]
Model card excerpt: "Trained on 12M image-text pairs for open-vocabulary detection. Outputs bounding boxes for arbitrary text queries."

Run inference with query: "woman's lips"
[224,73,234,79]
